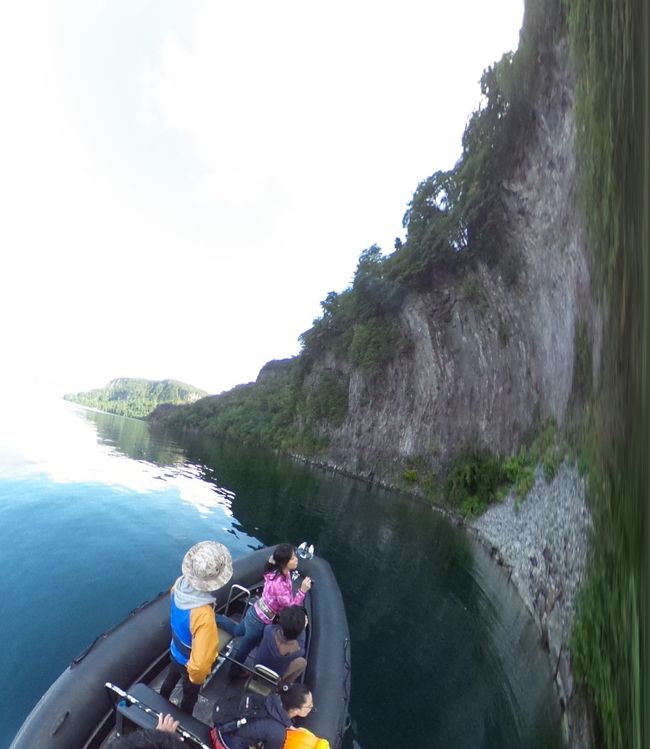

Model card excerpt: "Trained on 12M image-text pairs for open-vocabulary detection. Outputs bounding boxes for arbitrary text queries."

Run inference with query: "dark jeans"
[217,606,265,672]
[159,657,201,715]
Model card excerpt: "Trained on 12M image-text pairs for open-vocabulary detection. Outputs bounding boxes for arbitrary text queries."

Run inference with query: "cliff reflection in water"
[76,409,563,746]
[80,407,186,467]
[76,408,236,514]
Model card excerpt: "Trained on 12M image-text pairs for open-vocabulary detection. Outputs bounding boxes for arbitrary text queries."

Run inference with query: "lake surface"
[0,390,562,748]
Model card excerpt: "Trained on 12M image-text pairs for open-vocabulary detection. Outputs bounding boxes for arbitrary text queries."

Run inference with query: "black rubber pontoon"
[11,547,350,749]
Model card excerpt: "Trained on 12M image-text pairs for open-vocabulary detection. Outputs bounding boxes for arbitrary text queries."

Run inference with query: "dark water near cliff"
[0,392,562,748]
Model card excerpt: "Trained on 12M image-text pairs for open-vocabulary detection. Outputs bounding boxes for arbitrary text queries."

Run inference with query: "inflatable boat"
[10,545,351,749]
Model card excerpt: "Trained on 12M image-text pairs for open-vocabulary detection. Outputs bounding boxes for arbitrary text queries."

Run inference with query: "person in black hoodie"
[254,605,307,684]
[211,683,314,749]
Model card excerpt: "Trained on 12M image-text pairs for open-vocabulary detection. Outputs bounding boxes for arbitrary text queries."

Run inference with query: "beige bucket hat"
[182,541,233,592]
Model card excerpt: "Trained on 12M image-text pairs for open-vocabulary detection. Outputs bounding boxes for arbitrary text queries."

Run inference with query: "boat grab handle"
[224,583,251,617]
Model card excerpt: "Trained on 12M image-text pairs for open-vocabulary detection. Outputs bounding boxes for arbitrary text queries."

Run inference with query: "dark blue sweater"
[222,693,292,749]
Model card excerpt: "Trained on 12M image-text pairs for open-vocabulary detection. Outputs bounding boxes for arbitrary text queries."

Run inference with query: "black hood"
[265,693,292,728]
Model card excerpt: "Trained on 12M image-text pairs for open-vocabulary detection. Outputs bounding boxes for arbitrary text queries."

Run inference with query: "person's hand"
[157,713,180,733]
[300,576,312,593]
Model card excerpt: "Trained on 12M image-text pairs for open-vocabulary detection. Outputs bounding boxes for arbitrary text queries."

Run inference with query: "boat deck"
[100,602,296,747]
[149,632,253,727]
[10,550,348,749]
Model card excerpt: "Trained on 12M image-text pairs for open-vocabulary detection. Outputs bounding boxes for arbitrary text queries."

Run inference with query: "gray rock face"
[295,37,600,749]
[314,39,600,481]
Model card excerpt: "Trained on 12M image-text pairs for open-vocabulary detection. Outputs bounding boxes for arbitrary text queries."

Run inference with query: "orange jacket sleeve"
[187,605,219,684]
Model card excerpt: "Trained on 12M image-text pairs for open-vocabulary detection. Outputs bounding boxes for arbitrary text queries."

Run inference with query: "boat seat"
[218,627,234,651]
[114,682,212,745]
[203,628,236,686]
[244,664,281,697]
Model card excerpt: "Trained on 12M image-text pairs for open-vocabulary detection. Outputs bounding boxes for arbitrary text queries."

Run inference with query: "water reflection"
[173,433,562,748]
[0,391,234,517]
[83,408,186,466]
[2,396,562,747]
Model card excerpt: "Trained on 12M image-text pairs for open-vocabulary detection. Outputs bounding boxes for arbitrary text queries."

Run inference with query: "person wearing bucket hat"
[159,541,233,715]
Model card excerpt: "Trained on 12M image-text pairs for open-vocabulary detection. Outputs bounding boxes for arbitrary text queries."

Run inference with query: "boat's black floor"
[152,640,246,727]
[99,615,269,746]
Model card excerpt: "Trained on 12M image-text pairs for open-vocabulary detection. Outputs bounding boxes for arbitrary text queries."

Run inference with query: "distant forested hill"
[64,378,208,419]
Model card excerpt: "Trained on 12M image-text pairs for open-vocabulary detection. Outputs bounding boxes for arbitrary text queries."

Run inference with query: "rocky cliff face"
[298,38,600,748]
[310,38,601,481]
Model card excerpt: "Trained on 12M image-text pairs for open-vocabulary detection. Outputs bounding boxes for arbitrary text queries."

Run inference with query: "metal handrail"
[224,583,251,617]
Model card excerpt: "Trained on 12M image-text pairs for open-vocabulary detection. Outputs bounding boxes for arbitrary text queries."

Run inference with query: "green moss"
[459,495,488,518]
[462,274,486,308]
[542,443,561,481]
[515,465,535,498]
[503,450,529,483]
[349,318,404,376]
[421,471,440,503]
[444,449,508,516]
[402,468,418,483]
[394,421,568,519]
[303,371,349,426]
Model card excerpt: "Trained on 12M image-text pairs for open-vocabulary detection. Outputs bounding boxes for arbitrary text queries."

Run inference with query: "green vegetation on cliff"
[402,420,564,517]
[151,14,566,473]
[150,359,347,455]
[153,5,556,455]
[64,378,208,419]
[299,19,550,371]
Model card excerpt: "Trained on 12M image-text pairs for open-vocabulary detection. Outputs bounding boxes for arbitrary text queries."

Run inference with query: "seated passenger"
[254,605,307,684]
[217,543,312,677]
[211,683,314,749]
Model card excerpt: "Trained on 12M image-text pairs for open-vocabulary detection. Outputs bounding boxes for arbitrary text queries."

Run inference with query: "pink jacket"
[254,571,306,624]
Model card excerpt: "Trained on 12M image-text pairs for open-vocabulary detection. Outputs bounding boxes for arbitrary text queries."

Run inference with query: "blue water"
[0,389,562,748]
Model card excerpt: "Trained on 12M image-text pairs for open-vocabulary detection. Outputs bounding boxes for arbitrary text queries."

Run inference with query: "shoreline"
[469,461,593,748]
[289,451,594,747]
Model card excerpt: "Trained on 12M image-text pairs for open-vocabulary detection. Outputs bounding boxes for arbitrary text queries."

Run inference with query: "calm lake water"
[0,389,562,748]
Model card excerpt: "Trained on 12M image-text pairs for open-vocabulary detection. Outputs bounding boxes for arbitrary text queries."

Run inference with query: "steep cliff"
[152,4,600,489]
[305,38,600,481]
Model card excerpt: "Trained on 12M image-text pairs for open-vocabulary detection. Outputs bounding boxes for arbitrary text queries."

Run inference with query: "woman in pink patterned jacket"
[217,543,312,677]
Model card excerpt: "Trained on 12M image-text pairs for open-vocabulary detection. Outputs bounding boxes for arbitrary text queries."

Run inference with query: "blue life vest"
[169,593,193,665]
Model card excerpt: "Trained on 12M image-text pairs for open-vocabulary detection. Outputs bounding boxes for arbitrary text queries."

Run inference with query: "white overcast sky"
[0,1,523,396]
